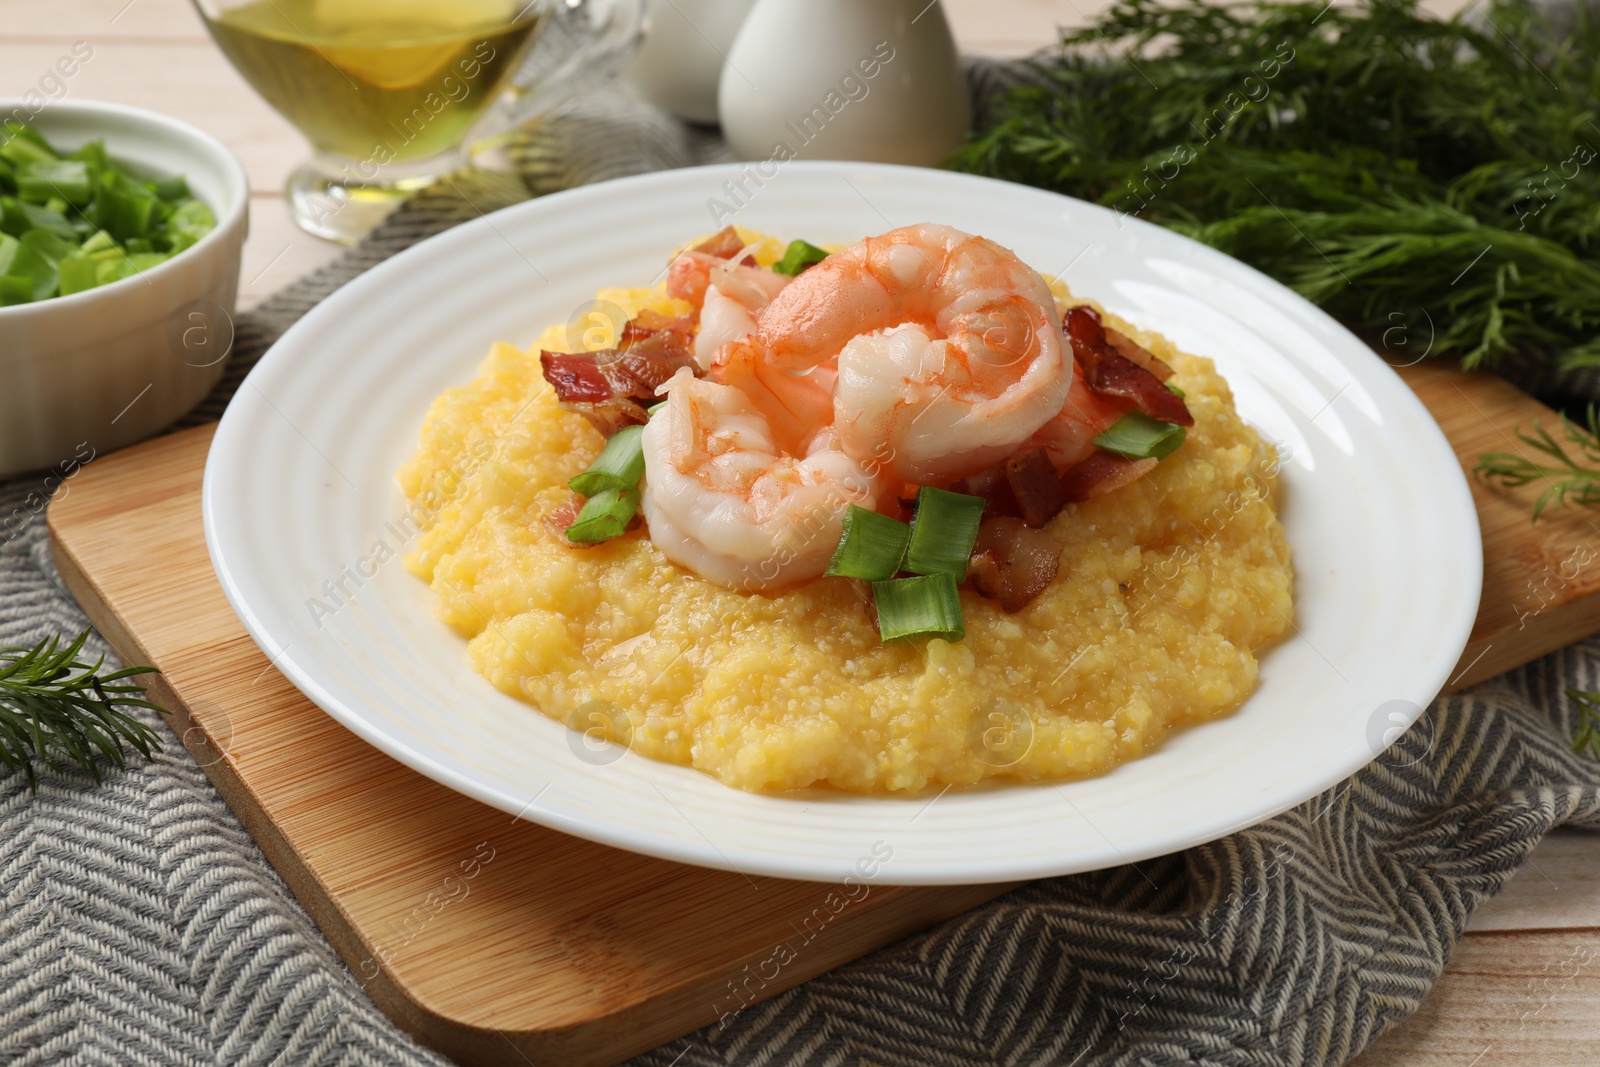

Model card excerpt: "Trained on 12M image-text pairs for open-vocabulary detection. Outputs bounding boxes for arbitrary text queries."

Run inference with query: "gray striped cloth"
[4,75,1600,1067]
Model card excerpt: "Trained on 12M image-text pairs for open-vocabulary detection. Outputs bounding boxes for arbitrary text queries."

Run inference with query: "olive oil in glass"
[197,0,542,241]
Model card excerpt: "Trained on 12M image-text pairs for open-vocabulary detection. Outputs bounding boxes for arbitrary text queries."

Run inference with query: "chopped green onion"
[569,424,645,497]
[57,254,99,296]
[68,139,108,175]
[20,227,75,264]
[10,230,76,300]
[873,574,965,643]
[904,486,986,580]
[168,196,213,230]
[773,239,829,276]
[1165,381,1186,397]
[17,160,91,206]
[2,197,75,240]
[824,505,911,580]
[0,132,56,169]
[92,170,157,241]
[118,251,168,278]
[0,123,214,303]
[0,274,30,306]
[1093,413,1188,461]
[152,174,190,201]
[565,486,641,544]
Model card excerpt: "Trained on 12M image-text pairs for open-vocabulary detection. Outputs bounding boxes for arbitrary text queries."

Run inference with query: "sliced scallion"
[904,486,985,580]
[17,160,91,206]
[873,574,965,643]
[569,424,646,497]
[1093,412,1187,461]
[824,505,911,580]
[773,239,828,276]
[565,486,641,544]
[0,131,56,169]
[152,174,190,202]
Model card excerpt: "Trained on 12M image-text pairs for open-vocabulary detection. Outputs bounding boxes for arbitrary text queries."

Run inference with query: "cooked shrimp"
[751,223,1072,483]
[640,368,886,591]
[1025,363,1133,470]
[710,338,834,456]
[667,247,791,369]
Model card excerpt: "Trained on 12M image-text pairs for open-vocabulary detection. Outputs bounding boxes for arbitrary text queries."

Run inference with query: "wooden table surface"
[5,3,1596,1064]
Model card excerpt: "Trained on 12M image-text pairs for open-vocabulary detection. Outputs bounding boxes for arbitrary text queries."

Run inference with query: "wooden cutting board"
[44,362,1600,1066]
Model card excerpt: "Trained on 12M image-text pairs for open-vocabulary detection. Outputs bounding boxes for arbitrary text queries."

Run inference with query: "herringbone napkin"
[3,78,1600,1067]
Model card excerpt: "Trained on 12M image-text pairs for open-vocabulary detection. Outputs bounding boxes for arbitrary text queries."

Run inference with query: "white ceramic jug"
[622,0,757,123]
[717,0,971,165]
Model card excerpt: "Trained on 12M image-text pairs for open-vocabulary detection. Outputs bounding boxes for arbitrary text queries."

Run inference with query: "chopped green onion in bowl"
[1093,412,1188,461]
[0,121,216,306]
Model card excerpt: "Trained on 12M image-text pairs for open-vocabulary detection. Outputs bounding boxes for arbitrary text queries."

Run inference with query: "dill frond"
[0,628,168,790]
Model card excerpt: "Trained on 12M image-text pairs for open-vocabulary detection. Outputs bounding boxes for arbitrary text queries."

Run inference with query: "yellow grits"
[397,239,1294,794]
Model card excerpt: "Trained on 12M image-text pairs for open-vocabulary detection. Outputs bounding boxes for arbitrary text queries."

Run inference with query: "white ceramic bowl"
[0,100,248,478]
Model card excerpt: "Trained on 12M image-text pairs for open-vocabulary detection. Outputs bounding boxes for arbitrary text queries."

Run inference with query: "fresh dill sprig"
[0,628,168,790]
[1476,405,1600,520]
[951,0,1600,369]
[1569,687,1600,761]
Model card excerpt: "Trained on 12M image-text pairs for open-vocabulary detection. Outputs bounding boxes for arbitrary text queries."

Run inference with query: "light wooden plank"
[0,0,209,40]
[1352,930,1600,1067]
[239,196,343,310]
[1468,831,1600,934]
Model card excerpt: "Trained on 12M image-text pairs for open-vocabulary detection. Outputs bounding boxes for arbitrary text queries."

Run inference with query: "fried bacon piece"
[543,493,593,547]
[950,466,1017,518]
[557,398,651,438]
[1064,306,1192,427]
[1059,451,1159,503]
[959,449,1159,610]
[967,516,1062,613]
[1105,325,1175,381]
[630,308,695,336]
[539,315,698,436]
[690,225,746,259]
[1004,448,1067,528]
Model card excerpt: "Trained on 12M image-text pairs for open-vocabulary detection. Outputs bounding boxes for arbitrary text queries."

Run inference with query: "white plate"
[204,162,1481,886]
